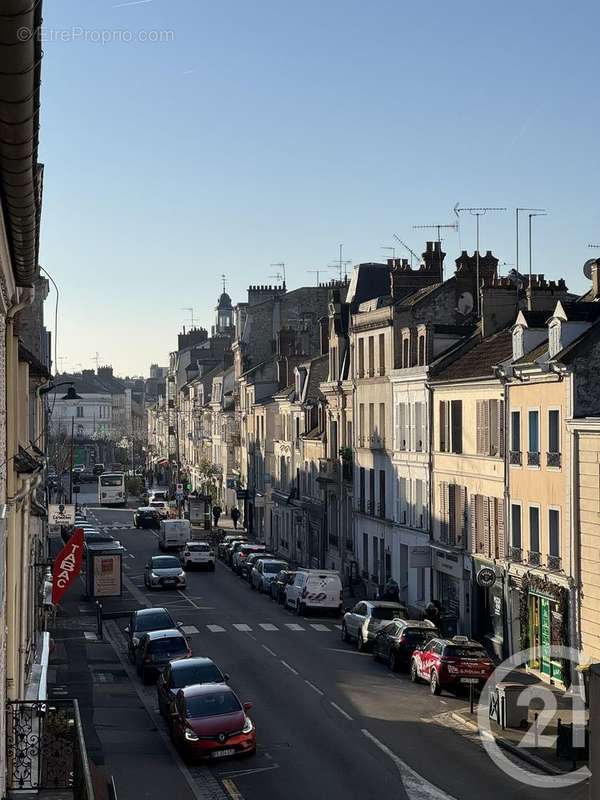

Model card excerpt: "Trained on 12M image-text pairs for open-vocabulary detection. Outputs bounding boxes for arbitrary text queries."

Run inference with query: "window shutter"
[440,481,448,542]
[497,498,506,559]
[476,401,484,454]
[440,402,446,452]
[409,404,415,452]
[451,400,463,454]
[415,402,423,451]
[469,495,477,552]
[484,400,491,455]
[483,497,491,557]
[399,404,406,450]
[394,402,400,450]
[458,486,467,546]
[498,400,505,458]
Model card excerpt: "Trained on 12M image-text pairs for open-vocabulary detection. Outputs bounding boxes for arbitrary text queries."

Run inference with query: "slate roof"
[514,339,548,365]
[305,354,328,401]
[558,302,600,322]
[519,310,548,327]
[395,279,450,309]
[57,372,113,395]
[432,328,513,381]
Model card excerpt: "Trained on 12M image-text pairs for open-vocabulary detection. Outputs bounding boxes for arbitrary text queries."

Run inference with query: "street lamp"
[62,386,83,504]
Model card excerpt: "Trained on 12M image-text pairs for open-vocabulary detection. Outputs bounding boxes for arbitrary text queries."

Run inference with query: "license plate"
[164,580,176,586]
[211,748,236,758]
[460,677,479,684]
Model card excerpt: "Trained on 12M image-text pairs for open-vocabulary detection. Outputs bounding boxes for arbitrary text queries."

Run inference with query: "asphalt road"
[87,504,589,800]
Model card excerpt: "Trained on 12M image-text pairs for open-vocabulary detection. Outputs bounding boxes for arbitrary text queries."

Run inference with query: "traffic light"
[73,473,81,485]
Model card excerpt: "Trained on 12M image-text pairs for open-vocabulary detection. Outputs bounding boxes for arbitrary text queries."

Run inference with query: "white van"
[284,569,343,616]
[158,519,191,551]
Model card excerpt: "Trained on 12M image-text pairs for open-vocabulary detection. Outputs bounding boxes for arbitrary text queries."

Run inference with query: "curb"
[450,712,569,776]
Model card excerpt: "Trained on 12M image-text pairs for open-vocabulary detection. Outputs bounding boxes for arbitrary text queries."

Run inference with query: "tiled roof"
[432,328,513,381]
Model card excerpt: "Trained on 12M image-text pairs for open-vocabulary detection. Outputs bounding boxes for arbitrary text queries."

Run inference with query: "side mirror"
[124,626,130,634]
[243,702,253,712]
[224,673,230,682]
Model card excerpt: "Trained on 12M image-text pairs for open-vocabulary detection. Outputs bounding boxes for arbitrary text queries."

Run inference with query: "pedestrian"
[212,504,222,528]
[231,507,240,529]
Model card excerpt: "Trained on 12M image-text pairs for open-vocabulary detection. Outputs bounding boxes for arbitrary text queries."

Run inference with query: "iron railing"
[528,550,541,567]
[6,698,94,799]
[547,451,561,468]
[509,450,522,465]
[547,554,562,571]
[527,451,540,467]
[509,545,523,562]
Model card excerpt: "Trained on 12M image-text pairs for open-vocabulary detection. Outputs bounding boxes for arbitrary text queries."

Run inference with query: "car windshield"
[100,475,123,487]
[263,562,286,573]
[187,544,210,552]
[185,691,242,718]
[403,628,437,642]
[444,646,488,659]
[152,557,180,569]
[149,637,187,655]
[135,611,173,632]
[371,607,405,620]
[172,663,224,688]
[151,502,166,508]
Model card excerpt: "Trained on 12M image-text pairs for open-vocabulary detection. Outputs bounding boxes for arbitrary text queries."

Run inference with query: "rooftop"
[432,328,513,381]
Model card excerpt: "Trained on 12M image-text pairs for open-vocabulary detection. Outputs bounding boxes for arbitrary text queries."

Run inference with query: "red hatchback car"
[410,635,494,695]
[170,683,256,761]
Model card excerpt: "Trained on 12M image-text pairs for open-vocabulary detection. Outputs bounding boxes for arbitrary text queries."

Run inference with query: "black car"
[133,506,161,530]
[125,607,180,663]
[135,629,191,684]
[157,657,228,719]
[270,570,297,604]
[372,619,438,671]
[240,551,274,582]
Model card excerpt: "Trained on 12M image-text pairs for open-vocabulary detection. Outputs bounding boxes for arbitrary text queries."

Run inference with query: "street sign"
[73,485,81,494]
[52,528,84,604]
[48,504,75,527]
[236,489,248,500]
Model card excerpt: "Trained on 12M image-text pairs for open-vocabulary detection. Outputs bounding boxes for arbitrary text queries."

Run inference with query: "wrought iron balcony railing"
[527,451,540,467]
[528,550,541,567]
[547,451,561,468]
[547,554,562,571]
[509,450,522,465]
[509,545,523,562]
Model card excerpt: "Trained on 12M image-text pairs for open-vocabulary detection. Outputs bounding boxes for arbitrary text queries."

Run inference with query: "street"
[82,502,588,800]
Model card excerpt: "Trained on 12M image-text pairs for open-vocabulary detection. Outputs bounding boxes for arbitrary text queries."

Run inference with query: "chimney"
[592,261,600,301]
[422,241,446,277]
[526,275,569,311]
[480,278,519,337]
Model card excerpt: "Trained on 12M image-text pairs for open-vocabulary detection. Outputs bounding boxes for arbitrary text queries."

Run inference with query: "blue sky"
[40,0,600,376]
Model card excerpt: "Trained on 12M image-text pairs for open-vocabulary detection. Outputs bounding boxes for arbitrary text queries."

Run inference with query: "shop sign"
[432,548,462,579]
[476,566,497,588]
[410,546,432,568]
[92,553,121,597]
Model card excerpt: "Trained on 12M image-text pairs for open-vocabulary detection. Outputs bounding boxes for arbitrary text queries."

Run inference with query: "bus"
[98,472,127,507]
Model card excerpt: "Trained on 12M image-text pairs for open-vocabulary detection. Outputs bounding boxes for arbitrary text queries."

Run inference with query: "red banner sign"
[52,527,84,605]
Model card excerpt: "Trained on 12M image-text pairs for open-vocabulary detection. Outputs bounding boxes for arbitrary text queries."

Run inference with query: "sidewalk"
[451,668,588,775]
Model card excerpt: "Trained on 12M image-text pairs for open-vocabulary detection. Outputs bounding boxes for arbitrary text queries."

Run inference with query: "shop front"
[431,546,470,637]
[471,559,506,660]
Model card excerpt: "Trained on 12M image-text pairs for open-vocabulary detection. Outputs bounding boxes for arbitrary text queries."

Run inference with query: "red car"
[170,683,256,761]
[410,635,494,695]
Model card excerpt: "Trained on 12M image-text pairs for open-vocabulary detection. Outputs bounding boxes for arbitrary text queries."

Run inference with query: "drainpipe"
[567,369,580,682]
[7,286,35,319]
[495,366,512,658]
[426,372,434,604]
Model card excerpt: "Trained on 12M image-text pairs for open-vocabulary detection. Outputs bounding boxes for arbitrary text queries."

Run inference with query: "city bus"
[98,472,127,507]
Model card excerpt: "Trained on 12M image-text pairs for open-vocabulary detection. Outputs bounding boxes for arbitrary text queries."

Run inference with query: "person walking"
[212,504,222,528]
[231,507,240,529]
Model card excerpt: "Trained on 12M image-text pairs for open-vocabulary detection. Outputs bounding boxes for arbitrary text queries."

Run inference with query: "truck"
[158,518,191,551]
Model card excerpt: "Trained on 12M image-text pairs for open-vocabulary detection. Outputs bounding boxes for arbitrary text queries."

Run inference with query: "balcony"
[6,699,94,799]
[527,451,540,467]
[527,550,541,567]
[377,503,386,519]
[509,545,523,562]
[342,460,353,482]
[509,450,522,466]
[367,500,375,515]
[369,434,385,450]
[547,554,562,572]
[547,451,561,468]
[318,458,339,482]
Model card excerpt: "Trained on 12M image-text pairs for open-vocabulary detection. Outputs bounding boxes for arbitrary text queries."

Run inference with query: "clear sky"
[40,0,600,377]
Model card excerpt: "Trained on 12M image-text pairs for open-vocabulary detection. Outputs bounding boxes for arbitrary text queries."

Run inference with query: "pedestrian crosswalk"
[178,621,340,635]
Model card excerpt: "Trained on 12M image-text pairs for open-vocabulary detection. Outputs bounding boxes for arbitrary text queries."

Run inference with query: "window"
[418,334,425,366]
[439,400,462,454]
[359,467,365,512]
[368,336,375,377]
[369,469,375,514]
[379,470,386,518]
[528,410,540,466]
[363,533,369,575]
[549,322,561,357]
[549,509,560,557]
[529,506,540,558]
[417,567,425,601]
[358,339,365,378]
[511,504,522,548]
[440,483,467,545]
[396,476,407,524]
[403,336,410,368]
[359,404,365,444]
[548,410,560,467]
[414,402,424,451]
[379,403,385,444]
[76,406,84,418]
[415,479,424,528]
[395,402,408,451]
[368,403,375,440]
[510,410,521,460]
[378,333,385,375]
[372,537,379,581]
[330,345,338,380]
[476,399,504,457]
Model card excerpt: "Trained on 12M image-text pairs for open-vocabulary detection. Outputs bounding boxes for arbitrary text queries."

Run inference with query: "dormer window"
[549,321,561,358]
[513,326,523,360]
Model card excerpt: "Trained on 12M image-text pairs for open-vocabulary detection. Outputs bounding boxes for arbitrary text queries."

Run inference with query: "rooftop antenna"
[392,233,420,267]
[455,206,507,312]
[453,202,462,250]
[516,208,545,275]
[57,356,68,373]
[381,245,396,262]
[528,212,547,299]
[181,307,196,328]
[588,244,600,249]
[91,352,102,370]
[307,269,323,285]
[328,243,352,281]
[270,263,286,288]
[412,222,458,280]
[221,273,227,293]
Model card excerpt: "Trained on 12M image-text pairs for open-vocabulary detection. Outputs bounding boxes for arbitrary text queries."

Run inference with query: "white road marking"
[181,625,199,635]
[310,623,330,632]
[207,624,226,633]
[259,623,278,631]
[304,679,324,696]
[280,660,299,676]
[261,644,277,657]
[233,623,252,631]
[129,553,136,558]
[326,648,370,656]
[330,701,353,720]
[361,729,457,800]
[334,624,342,629]
[177,590,200,609]
[221,764,279,779]
[285,623,304,631]
[222,778,243,799]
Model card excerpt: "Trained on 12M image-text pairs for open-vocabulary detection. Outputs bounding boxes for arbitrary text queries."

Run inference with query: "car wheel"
[430,670,441,695]
[410,660,420,683]
[357,633,366,652]
[341,623,349,643]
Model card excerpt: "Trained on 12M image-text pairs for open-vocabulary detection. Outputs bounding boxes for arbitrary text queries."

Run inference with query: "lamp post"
[61,386,83,505]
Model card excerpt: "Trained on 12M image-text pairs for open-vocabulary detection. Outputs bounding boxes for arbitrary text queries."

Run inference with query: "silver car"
[341,601,408,651]
[251,559,288,592]
[144,555,187,590]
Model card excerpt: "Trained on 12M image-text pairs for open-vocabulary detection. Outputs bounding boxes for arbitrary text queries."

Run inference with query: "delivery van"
[158,519,191,551]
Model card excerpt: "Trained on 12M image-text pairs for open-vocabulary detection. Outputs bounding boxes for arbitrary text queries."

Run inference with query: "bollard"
[469,682,474,715]
[500,694,506,730]
[96,600,103,640]
[533,712,538,749]
[556,718,561,758]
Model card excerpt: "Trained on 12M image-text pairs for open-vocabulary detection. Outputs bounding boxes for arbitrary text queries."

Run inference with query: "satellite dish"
[583,258,597,281]
[457,291,474,316]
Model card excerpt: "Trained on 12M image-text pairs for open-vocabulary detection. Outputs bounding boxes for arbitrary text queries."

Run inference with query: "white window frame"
[510,406,521,462]
[547,406,561,466]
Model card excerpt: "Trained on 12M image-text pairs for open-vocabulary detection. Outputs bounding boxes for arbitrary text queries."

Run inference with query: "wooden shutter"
[451,400,463,454]
[483,497,491,557]
[440,401,446,452]
[497,498,506,559]
[476,401,484,454]
[394,401,400,450]
[399,404,406,450]
[498,400,505,458]
[457,486,467,546]
[469,495,477,552]
[440,481,449,542]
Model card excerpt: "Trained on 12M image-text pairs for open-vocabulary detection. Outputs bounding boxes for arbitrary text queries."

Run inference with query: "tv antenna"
[588,244,600,249]
[270,263,286,287]
[412,222,458,280]
[381,245,396,261]
[527,212,547,290]
[329,243,352,281]
[455,206,507,311]
[515,208,545,275]
[393,234,421,267]
[307,269,323,285]
[91,352,102,370]
[181,307,197,328]
[57,356,69,373]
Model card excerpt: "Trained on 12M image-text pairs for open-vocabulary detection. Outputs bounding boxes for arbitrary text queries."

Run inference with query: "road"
[86,502,588,800]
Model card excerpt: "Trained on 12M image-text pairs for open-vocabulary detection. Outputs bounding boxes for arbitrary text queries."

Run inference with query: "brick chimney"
[422,241,446,278]
[525,274,569,311]
[591,261,600,300]
[480,277,519,337]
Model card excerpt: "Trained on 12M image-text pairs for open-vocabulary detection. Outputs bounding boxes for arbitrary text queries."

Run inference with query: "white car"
[251,559,288,593]
[284,569,343,616]
[181,541,215,571]
[144,555,186,590]
[149,500,169,518]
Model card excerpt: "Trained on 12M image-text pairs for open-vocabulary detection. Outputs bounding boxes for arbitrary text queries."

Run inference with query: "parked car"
[410,635,495,695]
[181,541,215,571]
[125,607,180,663]
[341,601,408,651]
[135,629,191,684]
[241,551,274,582]
[150,500,170,519]
[372,619,438,671]
[285,569,343,616]
[159,518,191,550]
[170,683,256,761]
[92,463,105,476]
[144,555,187,590]
[251,559,288,593]
[82,530,115,555]
[270,570,296,604]
[232,544,267,575]
[225,539,252,566]
[218,534,247,560]
[133,507,161,530]
[157,657,229,719]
